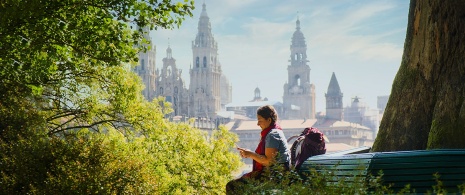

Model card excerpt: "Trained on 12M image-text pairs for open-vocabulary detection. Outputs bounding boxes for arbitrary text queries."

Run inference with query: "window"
[196,57,199,67]
[294,75,301,86]
[203,56,207,67]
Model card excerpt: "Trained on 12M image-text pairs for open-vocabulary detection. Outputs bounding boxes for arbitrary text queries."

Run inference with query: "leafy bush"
[228,166,465,195]
[1,123,241,194]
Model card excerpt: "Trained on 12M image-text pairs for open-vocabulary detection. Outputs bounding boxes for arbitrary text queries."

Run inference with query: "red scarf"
[246,123,281,177]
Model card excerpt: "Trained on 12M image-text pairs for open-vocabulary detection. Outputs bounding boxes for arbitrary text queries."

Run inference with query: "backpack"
[287,127,326,170]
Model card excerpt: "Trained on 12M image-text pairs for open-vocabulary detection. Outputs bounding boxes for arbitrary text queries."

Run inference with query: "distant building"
[134,27,157,101]
[227,72,374,161]
[377,95,389,114]
[188,3,231,118]
[344,96,380,139]
[283,19,316,120]
[134,3,232,118]
[315,72,374,146]
[220,75,232,109]
[226,87,283,119]
[154,46,189,117]
[325,72,344,121]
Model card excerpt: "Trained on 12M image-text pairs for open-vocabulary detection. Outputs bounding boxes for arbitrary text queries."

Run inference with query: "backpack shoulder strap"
[289,135,306,167]
[287,135,300,143]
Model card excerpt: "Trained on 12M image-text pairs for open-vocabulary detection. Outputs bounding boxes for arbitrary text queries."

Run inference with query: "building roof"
[225,100,282,108]
[316,119,371,130]
[327,72,342,95]
[279,119,318,129]
[325,143,355,153]
[291,19,306,47]
[285,141,354,153]
[233,114,252,120]
[226,118,370,131]
[216,111,234,119]
[226,119,318,131]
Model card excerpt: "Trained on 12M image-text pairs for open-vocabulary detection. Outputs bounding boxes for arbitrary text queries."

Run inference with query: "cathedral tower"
[283,19,316,119]
[155,46,188,116]
[134,26,156,101]
[189,3,223,117]
[325,72,343,120]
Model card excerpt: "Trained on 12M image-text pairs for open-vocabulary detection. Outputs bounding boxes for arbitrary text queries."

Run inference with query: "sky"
[150,0,410,113]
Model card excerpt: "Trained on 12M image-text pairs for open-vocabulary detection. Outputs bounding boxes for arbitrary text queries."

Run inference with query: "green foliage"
[228,166,465,195]
[0,0,194,135]
[0,0,243,194]
[0,124,241,194]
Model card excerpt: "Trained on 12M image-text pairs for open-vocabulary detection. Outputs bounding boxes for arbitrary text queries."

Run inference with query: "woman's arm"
[237,147,278,166]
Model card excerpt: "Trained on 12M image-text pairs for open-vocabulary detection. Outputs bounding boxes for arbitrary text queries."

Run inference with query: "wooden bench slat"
[370,161,465,169]
[303,159,372,165]
[370,167,465,175]
[372,155,465,164]
[381,174,465,181]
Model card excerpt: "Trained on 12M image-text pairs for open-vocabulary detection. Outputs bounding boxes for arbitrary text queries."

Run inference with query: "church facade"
[154,46,189,117]
[134,3,231,118]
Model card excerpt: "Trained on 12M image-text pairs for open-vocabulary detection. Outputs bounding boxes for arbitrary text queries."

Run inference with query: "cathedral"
[133,26,157,101]
[282,19,316,120]
[188,3,231,117]
[133,3,232,118]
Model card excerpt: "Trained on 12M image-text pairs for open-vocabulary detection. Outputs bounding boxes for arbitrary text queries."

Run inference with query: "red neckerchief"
[250,122,282,175]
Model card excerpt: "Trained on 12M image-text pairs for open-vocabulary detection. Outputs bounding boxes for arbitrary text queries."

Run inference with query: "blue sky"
[151,0,410,113]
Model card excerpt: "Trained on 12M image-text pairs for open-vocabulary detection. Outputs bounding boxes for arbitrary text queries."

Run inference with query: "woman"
[226,105,290,194]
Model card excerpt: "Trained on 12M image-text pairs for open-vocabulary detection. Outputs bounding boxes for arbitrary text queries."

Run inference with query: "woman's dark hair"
[257,105,278,123]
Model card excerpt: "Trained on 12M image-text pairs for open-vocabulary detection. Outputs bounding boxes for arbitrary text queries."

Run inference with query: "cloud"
[302,1,405,63]
[150,0,409,110]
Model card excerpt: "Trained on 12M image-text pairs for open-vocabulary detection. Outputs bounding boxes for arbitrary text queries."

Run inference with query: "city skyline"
[150,0,410,113]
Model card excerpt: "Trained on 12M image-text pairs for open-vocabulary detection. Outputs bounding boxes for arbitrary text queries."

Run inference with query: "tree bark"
[372,0,465,152]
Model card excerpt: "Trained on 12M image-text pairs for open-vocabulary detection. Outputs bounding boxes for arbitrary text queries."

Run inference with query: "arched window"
[174,86,178,94]
[196,57,199,67]
[141,59,145,70]
[159,87,164,95]
[203,56,207,67]
[294,75,301,86]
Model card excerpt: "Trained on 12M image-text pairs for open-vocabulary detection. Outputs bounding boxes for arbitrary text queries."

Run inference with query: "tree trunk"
[372,0,465,152]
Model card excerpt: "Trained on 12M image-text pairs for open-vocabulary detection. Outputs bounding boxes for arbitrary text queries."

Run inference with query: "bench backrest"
[298,149,465,193]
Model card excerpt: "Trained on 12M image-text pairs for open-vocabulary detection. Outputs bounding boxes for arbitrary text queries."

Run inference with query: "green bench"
[299,148,465,193]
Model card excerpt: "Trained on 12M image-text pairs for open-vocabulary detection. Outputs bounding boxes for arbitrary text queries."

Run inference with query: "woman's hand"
[237,147,278,166]
[237,147,252,158]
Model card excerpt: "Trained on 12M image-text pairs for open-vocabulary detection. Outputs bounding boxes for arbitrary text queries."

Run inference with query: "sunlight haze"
[151,0,410,112]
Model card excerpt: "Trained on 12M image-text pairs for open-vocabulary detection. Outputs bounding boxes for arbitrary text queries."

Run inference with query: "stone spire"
[325,72,343,120]
[327,72,342,96]
[189,1,223,117]
[194,2,215,48]
[290,19,308,60]
[166,45,172,59]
